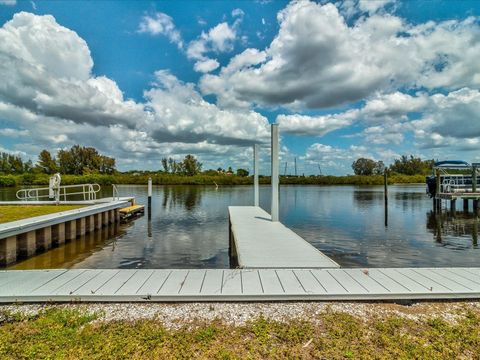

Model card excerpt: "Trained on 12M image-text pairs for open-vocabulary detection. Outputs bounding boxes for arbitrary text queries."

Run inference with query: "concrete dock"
[229,206,339,269]
[0,199,132,265]
[0,267,479,302]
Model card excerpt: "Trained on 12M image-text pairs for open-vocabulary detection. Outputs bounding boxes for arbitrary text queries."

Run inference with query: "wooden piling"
[450,199,456,216]
[148,177,152,219]
[464,199,469,212]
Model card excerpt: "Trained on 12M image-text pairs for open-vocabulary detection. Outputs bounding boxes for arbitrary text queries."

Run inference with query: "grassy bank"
[0,173,426,187]
[0,205,85,224]
[0,305,479,359]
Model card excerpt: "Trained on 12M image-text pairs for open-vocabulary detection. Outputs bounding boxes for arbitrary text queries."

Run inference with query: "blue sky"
[0,0,479,174]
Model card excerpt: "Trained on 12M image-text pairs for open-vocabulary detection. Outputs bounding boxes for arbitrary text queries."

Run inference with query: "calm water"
[2,184,479,269]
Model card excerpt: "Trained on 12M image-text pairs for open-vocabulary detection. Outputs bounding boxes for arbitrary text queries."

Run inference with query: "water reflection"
[8,224,123,269]
[162,186,201,211]
[426,211,479,248]
[2,184,480,269]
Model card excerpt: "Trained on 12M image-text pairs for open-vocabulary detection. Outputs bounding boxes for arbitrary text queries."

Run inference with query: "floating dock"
[0,267,479,302]
[229,206,339,268]
[119,204,145,220]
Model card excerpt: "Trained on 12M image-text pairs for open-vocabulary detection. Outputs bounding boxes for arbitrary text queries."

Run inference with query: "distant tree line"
[0,152,33,174]
[0,145,116,175]
[352,155,434,176]
[161,155,203,176]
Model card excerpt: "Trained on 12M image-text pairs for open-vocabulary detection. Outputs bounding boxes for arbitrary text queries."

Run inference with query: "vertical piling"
[254,144,259,207]
[148,177,152,219]
[450,199,456,216]
[271,124,279,222]
[384,169,388,227]
[464,199,469,212]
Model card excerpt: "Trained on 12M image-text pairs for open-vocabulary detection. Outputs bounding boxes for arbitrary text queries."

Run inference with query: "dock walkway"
[228,206,339,268]
[0,268,479,302]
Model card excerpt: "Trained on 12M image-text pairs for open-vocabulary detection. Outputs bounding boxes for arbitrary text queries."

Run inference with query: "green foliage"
[389,155,434,175]
[36,150,57,174]
[57,145,116,175]
[161,155,202,176]
[1,307,480,359]
[352,158,385,176]
[0,152,30,174]
[236,168,249,177]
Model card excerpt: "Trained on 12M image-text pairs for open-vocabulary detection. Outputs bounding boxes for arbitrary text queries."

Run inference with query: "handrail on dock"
[16,183,101,202]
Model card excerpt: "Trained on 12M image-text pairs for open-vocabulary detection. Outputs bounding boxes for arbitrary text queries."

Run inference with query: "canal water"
[1,184,479,269]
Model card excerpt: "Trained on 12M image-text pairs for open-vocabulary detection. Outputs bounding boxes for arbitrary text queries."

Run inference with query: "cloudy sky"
[0,0,479,174]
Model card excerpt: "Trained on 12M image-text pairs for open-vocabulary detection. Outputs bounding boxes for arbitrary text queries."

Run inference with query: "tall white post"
[254,144,259,207]
[271,124,279,222]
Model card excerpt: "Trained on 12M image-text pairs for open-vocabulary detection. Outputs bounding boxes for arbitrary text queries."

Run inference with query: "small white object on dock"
[229,206,339,268]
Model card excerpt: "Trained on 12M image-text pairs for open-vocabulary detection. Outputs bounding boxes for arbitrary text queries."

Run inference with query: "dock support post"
[0,236,17,265]
[450,199,456,215]
[384,169,388,227]
[94,213,102,230]
[18,231,36,257]
[51,223,65,246]
[148,177,152,219]
[76,218,86,237]
[464,199,469,212]
[474,200,479,216]
[65,220,77,241]
[473,165,477,193]
[36,227,52,252]
[254,144,259,207]
[271,124,279,222]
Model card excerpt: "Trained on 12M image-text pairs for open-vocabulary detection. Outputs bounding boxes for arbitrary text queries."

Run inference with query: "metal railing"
[16,183,101,202]
[112,184,120,200]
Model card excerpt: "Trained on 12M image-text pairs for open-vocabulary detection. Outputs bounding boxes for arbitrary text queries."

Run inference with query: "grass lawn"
[0,205,85,224]
[0,306,479,359]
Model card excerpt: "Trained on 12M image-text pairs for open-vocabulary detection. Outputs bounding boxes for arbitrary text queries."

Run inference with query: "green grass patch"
[0,308,479,359]
[0,205,85,224]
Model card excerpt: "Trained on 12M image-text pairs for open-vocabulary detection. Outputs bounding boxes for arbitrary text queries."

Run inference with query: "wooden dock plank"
[276,270,304,294]
[222,270,242,295]
[0,270,66,296]
[54,270,101,295]
[258,269,284,294]
[136,270,171,295]
[380,269,430,292]
[73,270,121,295]
[395,269,451,292]
[432,269,479,289]
[180,270,206,295]
[310,269,348,294]
[241,270,264,295]
[365,269,411,293]
[446,268,480,286]
[293,270,327,294]
[31,270,87,294]
[327,270,369,294]
[412,269,472,292]
[343,269,391,294]
[116,270,155,295]
[0,268,480,301]
[229,206,339,269]
[93,270,138,295]
[158,270,189,294]
[200,270,223,295]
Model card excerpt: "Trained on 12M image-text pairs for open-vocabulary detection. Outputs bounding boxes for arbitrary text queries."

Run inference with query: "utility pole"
[294,157,297,177]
